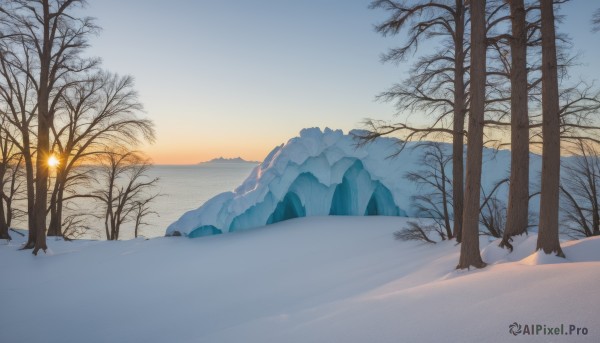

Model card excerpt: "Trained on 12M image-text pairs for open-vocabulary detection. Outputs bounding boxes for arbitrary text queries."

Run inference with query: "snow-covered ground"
[2,216,599,342]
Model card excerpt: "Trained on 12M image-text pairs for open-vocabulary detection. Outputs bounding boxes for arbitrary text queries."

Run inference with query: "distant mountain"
[199,157,259,164]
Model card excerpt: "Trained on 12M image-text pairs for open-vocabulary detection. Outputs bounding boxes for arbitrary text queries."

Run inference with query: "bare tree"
[47,71,154,237]
[480,197,506,238]
[61,212,93,240]
[94,150,158,241]
[0,118,25,240]
[479,179,510,238]
[500,0,530,250]
[132,195,159,238]
[0,28,38,244]
[362,0,468,242]
[457,0,487,269]
[394,221,439,244]
[592,8,600,33]
[0,0,100,254]
[405,142,453,239]
[537,0,564,258]
[560,140,600,238]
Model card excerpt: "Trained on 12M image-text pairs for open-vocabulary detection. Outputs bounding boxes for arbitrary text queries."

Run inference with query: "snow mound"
[561,235,600,262]
[482,234,600,265]
[166,128,540,237]
[521,235,600,265]
[481,234,538,264]
[520,250,569,265]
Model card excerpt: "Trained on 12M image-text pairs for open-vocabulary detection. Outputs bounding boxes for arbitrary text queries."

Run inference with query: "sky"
[83,0,600,165]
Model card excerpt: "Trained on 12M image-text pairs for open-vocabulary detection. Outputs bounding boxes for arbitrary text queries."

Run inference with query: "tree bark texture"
[457,0,487,269]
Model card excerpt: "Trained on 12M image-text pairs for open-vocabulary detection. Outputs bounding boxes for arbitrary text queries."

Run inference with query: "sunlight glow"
[48,155,59,168]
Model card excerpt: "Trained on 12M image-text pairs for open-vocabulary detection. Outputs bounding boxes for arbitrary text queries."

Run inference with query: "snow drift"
[167,128,541,237]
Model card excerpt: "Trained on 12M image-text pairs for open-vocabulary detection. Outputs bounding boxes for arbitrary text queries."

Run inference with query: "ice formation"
[166,127,540,237]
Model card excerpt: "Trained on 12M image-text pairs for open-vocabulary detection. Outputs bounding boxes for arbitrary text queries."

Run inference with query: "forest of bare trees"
[0,1,157,253]
[366,0,600,268]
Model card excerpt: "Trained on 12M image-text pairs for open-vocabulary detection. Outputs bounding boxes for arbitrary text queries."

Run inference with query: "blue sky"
[83,0,600,164]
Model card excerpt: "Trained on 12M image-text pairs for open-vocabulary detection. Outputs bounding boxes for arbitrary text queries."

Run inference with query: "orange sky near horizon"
[142,126,297,165]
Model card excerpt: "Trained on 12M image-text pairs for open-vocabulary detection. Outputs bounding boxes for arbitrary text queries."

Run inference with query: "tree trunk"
[0,197,10,240]
[590,169,599,235]
[47,174,64,237]
[452,0,466,243]
[589,178,598,235]
[104,215,111,240]
[441,161,452,239]
[47,194,63,237]
[31,1,51,255]
[114,214,121,240]
[500,0,530,251]
[457,0,487,269]
[0,164,9,239]
[135,215,140,238]
[47,183,59,237]
[537,0,564,257]
[33,110,49,255]
[21,134,37,249]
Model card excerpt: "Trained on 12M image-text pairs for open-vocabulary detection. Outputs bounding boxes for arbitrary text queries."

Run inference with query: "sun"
[48,155,59,168]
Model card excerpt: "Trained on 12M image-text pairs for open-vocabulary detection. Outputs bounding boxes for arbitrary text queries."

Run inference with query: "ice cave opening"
[188,225,223,238]
[329,160,403,217]
[365,183,401,216]
[267,192,306,225]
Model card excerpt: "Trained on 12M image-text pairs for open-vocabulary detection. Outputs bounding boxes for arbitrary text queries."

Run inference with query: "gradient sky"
[84,1,600,165]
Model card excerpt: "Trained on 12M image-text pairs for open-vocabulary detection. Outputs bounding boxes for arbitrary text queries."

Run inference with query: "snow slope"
[167,128,539,237]
[2,216,599,342]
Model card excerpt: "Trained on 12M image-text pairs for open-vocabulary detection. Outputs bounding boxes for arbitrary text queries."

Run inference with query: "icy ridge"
[166,127,540,237]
